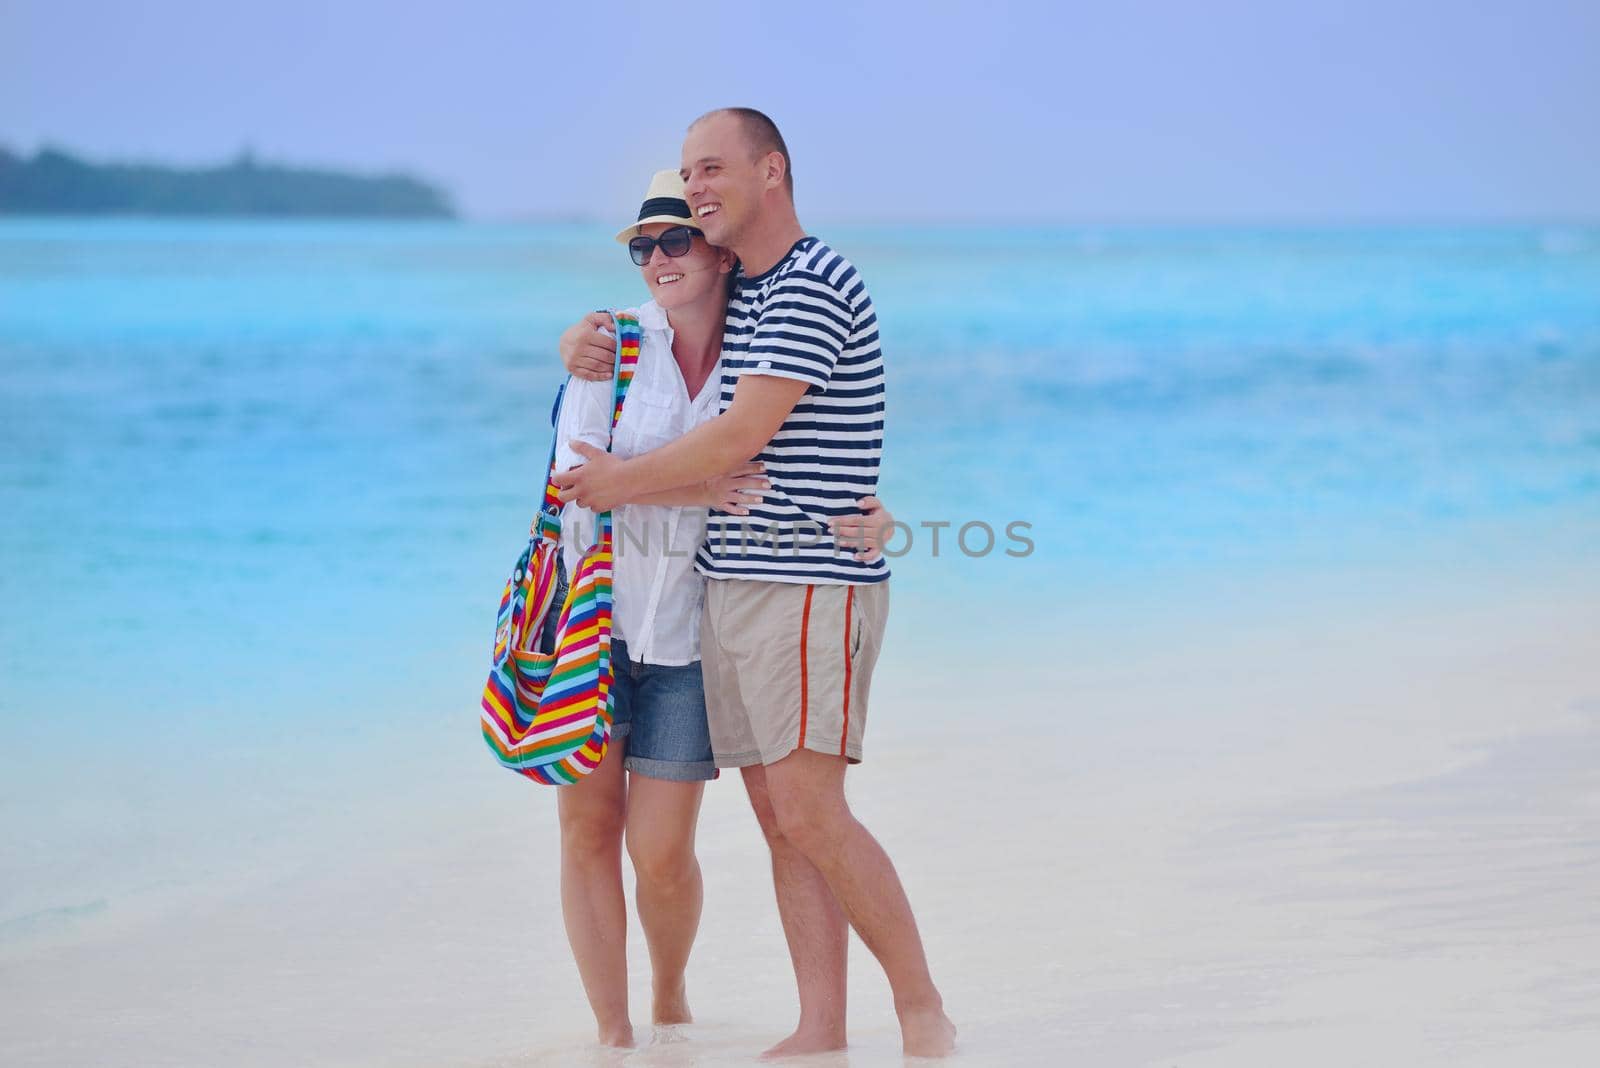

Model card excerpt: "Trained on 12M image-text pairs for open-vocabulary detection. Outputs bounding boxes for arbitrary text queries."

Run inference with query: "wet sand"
[3,563,1597,1066]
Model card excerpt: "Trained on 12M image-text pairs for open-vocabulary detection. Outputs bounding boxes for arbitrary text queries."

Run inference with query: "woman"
[545,170,890,1048]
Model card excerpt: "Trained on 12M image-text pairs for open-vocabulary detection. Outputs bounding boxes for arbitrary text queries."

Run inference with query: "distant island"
[0,145,456,218]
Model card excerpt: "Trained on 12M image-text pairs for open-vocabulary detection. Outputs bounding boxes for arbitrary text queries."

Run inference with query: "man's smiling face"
[680,112,770,248]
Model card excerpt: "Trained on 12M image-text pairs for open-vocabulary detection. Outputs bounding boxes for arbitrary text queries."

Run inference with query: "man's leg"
[740,763,849,1058]
[624,775,706,1027]
[557,738,633,1047]
[763,748,957,1057]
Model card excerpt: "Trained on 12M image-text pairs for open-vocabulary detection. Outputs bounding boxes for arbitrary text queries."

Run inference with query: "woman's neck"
[663,294,725,393]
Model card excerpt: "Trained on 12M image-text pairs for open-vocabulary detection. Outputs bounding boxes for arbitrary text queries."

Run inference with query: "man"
[554,107,956,1059]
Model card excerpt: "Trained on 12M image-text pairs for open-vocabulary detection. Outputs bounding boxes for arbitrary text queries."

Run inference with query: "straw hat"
[614,169,700,244]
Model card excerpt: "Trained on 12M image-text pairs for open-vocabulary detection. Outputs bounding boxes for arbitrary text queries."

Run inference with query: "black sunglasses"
[628,225,703,267]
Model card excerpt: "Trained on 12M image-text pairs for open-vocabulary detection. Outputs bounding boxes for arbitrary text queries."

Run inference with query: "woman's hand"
[703,462,769,515]
[828,496,896,562]
[559,312,618,381]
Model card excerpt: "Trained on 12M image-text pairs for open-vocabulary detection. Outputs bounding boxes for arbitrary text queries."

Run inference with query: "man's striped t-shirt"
[695,236,889,585]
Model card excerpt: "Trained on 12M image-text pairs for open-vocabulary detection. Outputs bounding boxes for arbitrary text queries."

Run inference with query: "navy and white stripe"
[696,236,889,585]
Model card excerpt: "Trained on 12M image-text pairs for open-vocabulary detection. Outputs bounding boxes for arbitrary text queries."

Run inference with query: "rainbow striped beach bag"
[480,311,640,784]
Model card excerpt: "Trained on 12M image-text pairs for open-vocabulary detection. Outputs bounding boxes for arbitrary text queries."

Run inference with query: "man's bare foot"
[759,1023,847,1060]
[652,980,693,1026]
[899,1004,957,1058]
[596,1022,635,1048]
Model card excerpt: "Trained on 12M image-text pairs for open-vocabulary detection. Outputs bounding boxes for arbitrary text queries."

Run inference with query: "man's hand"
[558,312,618,382]
[554,374,805,517]
[552,441,630,511]
[704,462,769,515]
[828,496,896,562]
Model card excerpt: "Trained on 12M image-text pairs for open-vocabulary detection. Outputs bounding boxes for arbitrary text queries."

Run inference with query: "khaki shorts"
[700,578,889,767]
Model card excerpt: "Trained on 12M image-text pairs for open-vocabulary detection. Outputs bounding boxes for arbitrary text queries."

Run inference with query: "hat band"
[637,196,691,222]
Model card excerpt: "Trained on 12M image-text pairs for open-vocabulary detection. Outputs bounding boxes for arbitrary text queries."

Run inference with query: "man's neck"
[732,203,807,278]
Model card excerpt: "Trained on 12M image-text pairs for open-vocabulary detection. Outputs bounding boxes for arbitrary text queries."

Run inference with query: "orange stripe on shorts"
[798,584,814,748]
[840,586,854,757]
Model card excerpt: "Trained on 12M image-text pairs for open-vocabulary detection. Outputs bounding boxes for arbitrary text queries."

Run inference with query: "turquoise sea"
[2,219,1598,961]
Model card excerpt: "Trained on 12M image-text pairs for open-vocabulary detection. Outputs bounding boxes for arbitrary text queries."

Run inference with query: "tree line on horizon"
[0,145,455,218]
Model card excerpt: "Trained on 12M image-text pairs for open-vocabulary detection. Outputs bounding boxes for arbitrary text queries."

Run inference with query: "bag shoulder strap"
[532,311,643,542]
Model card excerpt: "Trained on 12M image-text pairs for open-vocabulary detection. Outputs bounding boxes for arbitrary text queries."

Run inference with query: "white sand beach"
[4,552,1597,1066]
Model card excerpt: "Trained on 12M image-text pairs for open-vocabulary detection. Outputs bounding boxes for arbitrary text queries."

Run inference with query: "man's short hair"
[693,107,794,195]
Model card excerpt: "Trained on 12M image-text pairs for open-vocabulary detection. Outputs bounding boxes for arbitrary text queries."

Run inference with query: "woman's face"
[635,222,732,310]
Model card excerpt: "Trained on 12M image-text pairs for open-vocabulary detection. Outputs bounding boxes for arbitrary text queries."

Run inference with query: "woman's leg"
[558,737,633,1046]
[625,773,707,1026]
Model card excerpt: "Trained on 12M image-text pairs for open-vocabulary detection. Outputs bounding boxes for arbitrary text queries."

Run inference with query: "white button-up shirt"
[553,300,722,666]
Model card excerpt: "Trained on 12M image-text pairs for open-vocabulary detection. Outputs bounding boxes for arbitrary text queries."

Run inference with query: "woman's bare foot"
[899,1004,957,1058]
[759,1021,847,1059]
[652,979,693,1026]
[596,1021,635,1048]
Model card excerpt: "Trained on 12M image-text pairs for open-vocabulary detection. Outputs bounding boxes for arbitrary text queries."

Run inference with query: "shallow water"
[2,221,1595,732]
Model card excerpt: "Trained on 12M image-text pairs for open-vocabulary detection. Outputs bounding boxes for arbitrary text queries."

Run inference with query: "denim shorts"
[540,569,716,783]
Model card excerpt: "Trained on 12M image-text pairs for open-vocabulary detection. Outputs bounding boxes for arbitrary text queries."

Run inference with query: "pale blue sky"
[3,0,1597,221]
